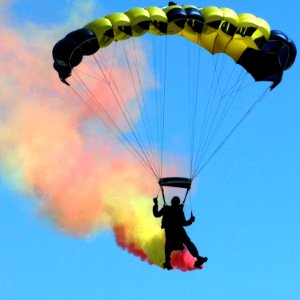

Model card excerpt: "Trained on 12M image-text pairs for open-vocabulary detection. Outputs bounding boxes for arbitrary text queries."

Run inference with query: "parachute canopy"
[52,4,296,184]
[53,4,296,88]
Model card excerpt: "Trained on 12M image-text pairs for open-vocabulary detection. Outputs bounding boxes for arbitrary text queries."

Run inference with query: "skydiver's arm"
[183,212,195,226]
[153,198,164,217]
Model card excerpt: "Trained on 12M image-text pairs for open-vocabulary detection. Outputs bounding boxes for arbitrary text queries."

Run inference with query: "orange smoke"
[0,4,201,271]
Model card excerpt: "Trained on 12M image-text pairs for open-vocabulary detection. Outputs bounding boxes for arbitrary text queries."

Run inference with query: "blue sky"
[1,1,299,299]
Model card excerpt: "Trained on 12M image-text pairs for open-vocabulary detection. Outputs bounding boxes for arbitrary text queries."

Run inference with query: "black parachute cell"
[65,28,99,56]
[53,62,72,85]
[185,7,204,33]
[166,7,187,29]
[52,29,99,82]
[237,29,297,89]
[52,38,82,68]
[52,38,82,82]
[238,48,283,87]
[266,30,297,70]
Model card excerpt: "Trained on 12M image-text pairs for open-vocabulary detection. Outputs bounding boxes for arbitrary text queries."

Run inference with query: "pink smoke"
[0,5,203,271]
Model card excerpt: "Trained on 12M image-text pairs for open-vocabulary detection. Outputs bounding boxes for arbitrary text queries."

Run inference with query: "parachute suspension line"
[202,75,245,149]
[185,40,200,178]
[71,68,159,180]
[160,186,166,205]
[73,60,109,83]
[182,186,191,205]
[71,71,158,178]
[188,40,202,179]
[209,69,250,136]
[72,71,123,133]
[121,40,161,177]
[189,53,219,177]
[187,41,194,178]
[189,191,194,215]
[155,186,165,205]
[194,86,270,177]
[198,55,230,154]
[155,36,163,179]
[91,50,161,177]
[93,53,148,155]
[157,35,169,179]
[191,60,249,176]
[200,74,251,175]
[132,39,162,176]
[151,36,161,178]
[150,35,163,178]
[184,190,194,216]
[89,42,115,83]
[190,51,252,178]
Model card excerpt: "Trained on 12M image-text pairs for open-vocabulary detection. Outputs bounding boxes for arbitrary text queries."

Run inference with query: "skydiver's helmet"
[171,196,181,206]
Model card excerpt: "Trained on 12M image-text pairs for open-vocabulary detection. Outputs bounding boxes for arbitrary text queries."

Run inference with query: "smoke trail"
[0,1,200,271]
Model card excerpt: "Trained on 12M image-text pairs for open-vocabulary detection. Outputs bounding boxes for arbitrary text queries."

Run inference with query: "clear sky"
[0,1,299,299]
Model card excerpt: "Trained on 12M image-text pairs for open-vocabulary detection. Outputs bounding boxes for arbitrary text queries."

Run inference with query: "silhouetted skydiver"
[153,196,207,270]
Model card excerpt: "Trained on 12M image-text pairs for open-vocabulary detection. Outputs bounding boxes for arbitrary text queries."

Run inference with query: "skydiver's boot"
[194,256,208,268]
[163,261,173,270]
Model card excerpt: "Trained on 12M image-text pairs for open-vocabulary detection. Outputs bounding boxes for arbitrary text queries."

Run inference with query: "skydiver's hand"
[153,197,158,205]
[190,214,195,223]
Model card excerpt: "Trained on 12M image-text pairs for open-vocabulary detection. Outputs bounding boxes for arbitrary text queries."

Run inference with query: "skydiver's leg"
[180,229,199,257]
[181,231,207,267]
[164,230,173,270]
[165,242,171,261]
[163,244,173,270]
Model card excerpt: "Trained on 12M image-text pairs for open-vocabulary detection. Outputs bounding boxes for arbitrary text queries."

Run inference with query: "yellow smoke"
[0,2,197,270]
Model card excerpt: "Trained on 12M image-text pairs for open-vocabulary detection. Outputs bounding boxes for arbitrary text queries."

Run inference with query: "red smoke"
[0,3,203,271]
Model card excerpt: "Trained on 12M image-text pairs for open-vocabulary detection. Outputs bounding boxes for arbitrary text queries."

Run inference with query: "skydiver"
[153,195,207,270]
